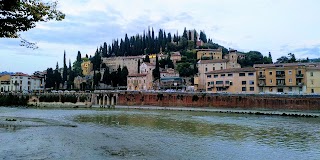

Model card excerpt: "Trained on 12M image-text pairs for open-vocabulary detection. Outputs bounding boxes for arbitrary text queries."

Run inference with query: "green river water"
[0,107,319,159]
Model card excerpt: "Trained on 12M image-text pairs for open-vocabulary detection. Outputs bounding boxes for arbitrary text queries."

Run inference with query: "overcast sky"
[1,0,319,74]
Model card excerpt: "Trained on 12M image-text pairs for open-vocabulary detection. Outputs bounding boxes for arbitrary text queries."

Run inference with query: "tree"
[1,0,65,48]
[138,59,141,73]
[199,31,207,43]
[144,54,150,63]
[120,66,129,86]
[276,56,289,63]
[152,55,160,80]
[288,53,296,63]
[63,51,68,83]
[102,67,111,85]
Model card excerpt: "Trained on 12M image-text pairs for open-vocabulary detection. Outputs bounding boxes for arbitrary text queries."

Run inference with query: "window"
[221,67,223,70]
[225,81,230,84]
[228,73,233,77]
[207,75,212,78]
[311,89,314,93]
[210,81,214,85]
[311,72,314,76]
[288,70,292,75]
[242,81,246,85]
[270,79,273,84]
[207,82,210,86]
[288,78,292,83]
[213,67,215,70]
[214,75,218,78]
[239,73,245,76]
[250,87,254,91]
[221,74,225,77]
[249,80,254,85]
[248,73,254,76]
[311,80,314,85]
[269,71,273,75]
[216,81,223,84]
[242,87,246,91]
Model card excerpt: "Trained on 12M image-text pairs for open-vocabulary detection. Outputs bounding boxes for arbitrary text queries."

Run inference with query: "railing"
[276,74,285,79]
[258,75,266,79]
[258,83,266,86]
[296,82,304,86]
[276,82,286,86]
[296,74,304,78]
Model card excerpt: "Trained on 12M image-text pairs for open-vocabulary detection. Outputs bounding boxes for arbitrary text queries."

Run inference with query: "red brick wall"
[118,92,320,111]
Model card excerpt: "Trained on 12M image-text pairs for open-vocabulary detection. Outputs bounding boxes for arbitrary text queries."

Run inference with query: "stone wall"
[118,92,320,111]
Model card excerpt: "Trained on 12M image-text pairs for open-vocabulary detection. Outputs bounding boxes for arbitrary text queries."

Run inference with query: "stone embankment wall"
[118,92,320,111]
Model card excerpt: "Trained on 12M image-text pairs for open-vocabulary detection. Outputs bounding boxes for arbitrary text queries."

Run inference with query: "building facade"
[9,73,41,93]
[306,66,320,94]
[196,48,223,60]
[102,56,144,74]
[205,68,257,93]
[253,63,320,94]
[81,61,93,76]
[140,62,155,74]
[127,73,153,91]
[194,59,228,91]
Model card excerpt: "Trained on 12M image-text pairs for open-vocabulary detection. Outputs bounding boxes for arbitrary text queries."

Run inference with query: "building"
[205,68,257,93]
[306,66,320,94]
[253,63,320,94]
[170,52,182,65]
[127,73,153,90]
[194,59,228,91]
[9,73,41,93]
[0,75,11,92]
[81,61,93,76]
[160,77,184,90]
[187,29,198,41]
[102,56,143,74]
[140,62,155,74]
[223,49,245,69]
[160,68,179,78]
[196,48,223,60]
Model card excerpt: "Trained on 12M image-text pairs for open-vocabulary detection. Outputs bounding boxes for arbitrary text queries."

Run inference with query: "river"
[0,107,319,160]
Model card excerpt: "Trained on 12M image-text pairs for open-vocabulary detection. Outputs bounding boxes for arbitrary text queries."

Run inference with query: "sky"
[1,0,320,74]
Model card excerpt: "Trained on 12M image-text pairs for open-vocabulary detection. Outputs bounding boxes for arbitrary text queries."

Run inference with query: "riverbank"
[99,105,320,118]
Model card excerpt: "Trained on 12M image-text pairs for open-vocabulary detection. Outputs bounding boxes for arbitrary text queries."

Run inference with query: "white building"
[10,73,41,93]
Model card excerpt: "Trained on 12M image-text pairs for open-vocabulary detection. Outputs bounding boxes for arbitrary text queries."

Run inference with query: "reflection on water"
[75,111,320,152]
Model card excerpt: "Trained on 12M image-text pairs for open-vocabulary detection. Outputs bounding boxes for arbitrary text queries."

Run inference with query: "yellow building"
[81,61,93,76]
[205,68,257,93]
[223,49,245,69]
[195,59,228,91]
[253,63,320,94]
[127,73,153,91]
[306,66,320,94]
[196,48,223,60]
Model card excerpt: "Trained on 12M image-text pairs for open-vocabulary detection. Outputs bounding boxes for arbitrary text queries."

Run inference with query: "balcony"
[296,82,304,86]
[258,75,266,79]
[276,74,285,79]
[296,74,304,78]
[258,82,266,86]
[276,82,286,86]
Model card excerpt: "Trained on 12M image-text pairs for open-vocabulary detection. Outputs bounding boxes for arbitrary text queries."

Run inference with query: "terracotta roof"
[206,67,255,74]
[198,59,228,64]
[196,48,222,52]
[13,72,29,76]
[307,66,320,70]
[254,63,320,68]
[128,73,148,77]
